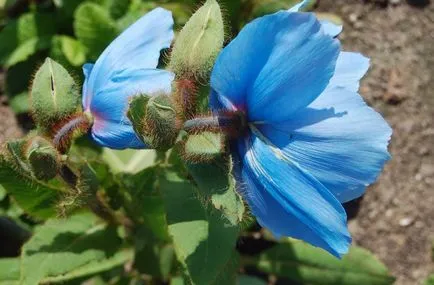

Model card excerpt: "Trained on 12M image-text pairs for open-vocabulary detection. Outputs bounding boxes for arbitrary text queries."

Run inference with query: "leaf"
[20,212,123,285]
[169,0,224,79]
[0,258,20,283]
[249,0,317,20]
[58,36,87,67]
[40,250,133,284]
[248,240,396,285]
[425,274,434,285]
[74,3,119,60]
[159,170,239,285]
[0,13,56,66]
[188,158,245,226]
[102,148,157,174]
[4,54,40,98]
[8,92,30,114]
[184,132,225,160]
[0,143,60,219]
[238,275,267,285]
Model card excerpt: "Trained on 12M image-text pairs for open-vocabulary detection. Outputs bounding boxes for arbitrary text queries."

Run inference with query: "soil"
[0,1,433,285]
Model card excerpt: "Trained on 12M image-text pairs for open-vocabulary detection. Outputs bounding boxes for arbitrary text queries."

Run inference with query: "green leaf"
[249,0,317,20]
[8,92,30,114]
[169,0,224,79]
[188,158,245,226]
[20,212,123,285]
[0,13,56,66]
[102,149,157,174]
[0,258,20,283]
[425,274,434,285]
[4,54,39,98]
[0,142,60,219]
[41,250,133,284]
[159,170,239,285]
[238,275,267,285]
[74,3,119,60]
[247,240,396,285]
[0,185,6,201]
[57,36,86,67]
[184,132,225,161]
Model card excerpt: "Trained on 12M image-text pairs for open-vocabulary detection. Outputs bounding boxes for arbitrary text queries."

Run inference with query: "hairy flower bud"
[128,94,178,150]
[25,136,60,181]
[31,58,81,131]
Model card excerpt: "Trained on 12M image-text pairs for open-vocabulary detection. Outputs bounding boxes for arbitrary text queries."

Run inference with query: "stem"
[52,113,93,153]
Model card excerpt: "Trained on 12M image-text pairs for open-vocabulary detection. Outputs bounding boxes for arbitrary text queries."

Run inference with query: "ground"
[0,1,433,284]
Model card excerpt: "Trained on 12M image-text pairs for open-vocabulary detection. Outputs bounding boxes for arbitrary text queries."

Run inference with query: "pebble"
[399,217,415,227]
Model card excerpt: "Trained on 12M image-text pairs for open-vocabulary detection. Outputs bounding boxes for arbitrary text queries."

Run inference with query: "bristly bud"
[169,0,224,80]
[128,94,179,151]
[52,112,93,154]
[31,58,81,132]
[5,140,32,176]
[25,136,60,181]
[181,131,226,163]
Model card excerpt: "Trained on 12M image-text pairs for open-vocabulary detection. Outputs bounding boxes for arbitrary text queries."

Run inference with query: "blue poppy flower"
[210,3,392,257]
[82,8,175,149]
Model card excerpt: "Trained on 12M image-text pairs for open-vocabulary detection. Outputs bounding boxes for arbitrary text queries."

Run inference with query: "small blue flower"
[210,3,392,257]
[82,8,175,149]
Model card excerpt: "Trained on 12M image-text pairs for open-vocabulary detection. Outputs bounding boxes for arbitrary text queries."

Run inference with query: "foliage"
[0,0,397,284]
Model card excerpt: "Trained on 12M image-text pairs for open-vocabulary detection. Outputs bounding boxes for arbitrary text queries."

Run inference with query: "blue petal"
[89,68,174,149]
[238,132,351,257]
[288,0,312,12]
[84,8,174,108]
[255,53,391,202]
[321,20,343,37]
[210,11,340,122]
[82,63,94,109]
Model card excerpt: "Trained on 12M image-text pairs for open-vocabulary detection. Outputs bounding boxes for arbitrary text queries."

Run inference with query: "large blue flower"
[210,2,392,257]
[82,8,175,149]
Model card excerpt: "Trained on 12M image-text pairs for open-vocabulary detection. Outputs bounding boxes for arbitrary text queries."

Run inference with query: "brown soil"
[318,1,434,284]
[0,1,433,284]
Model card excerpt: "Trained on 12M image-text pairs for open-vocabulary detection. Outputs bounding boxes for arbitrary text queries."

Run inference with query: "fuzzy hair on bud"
[25,136,60,181]
[31,58,82,132]
[169,0,224,80]
[181,130,226,163]
[128,94,179,151]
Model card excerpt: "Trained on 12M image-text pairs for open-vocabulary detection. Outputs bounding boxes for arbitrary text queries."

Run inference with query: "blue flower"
[82,8,175,149]
[210,2,392,257]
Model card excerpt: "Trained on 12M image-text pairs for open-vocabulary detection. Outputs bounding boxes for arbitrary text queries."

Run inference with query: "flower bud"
[128,94,178,150]
[169,0,224,80]
[182,131,226,163]
[31,58,81,131]
[25,136,60,181]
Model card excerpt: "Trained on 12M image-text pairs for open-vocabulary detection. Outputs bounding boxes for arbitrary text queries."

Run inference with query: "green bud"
[182,131,225,163]
[31,58,81,131]
[25,136,60,181]
[128,94,178,150]
[169,0,224,79]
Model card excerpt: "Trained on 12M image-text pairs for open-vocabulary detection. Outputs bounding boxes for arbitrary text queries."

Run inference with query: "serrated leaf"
[188,158,245,226]
[102,149,157,174]
[0,258,20,283]
[74,3,119,60]
[0,144,60,219]
[159,170,239,285]
[20,212,122,285]
[169,0,224,79]
[249,240,396,285]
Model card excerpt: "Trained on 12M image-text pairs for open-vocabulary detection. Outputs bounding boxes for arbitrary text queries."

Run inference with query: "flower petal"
[210,11,340,123]
[328,52,370,92]
[89,68,174,149]
[84,8,174,107]
[238,133,351,257]
[257,67,392,202]
[82,63,94,109]
[320,20,343,37]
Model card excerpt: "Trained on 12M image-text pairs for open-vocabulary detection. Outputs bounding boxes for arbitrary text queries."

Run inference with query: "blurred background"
[0,0,433,284]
